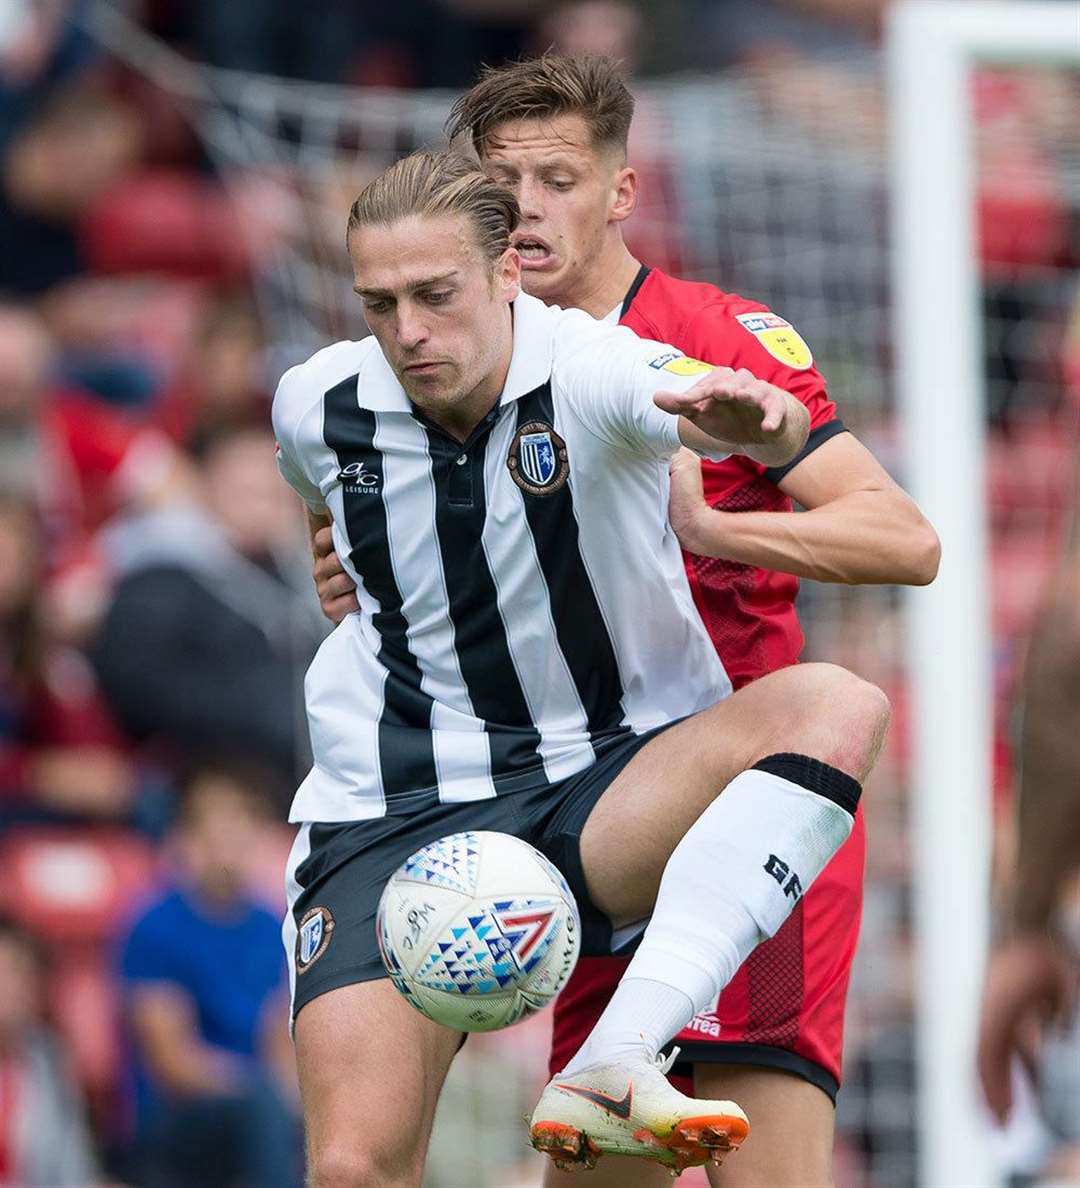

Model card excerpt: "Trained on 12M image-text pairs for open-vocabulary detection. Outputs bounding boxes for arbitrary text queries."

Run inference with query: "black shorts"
[284,724,673,1022]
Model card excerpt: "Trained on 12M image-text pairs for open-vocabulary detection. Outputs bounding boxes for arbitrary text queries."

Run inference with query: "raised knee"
[804,664,891,776]
[813,663,889,720]
[309,1143,415,1188]
[852,673,892,738]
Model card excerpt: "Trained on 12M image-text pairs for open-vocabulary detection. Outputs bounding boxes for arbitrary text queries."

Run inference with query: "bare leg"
[295,980,462,1188]
[697,1066,835,1188]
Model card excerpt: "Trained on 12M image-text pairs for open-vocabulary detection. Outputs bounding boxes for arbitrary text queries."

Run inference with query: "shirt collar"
[356,290,555,414]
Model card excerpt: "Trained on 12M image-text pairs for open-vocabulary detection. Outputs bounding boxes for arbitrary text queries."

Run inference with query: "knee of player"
[820,664,892,765]
[308,1142,415,1188]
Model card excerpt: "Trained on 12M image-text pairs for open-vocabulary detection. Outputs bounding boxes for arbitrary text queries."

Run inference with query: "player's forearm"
[678,488,941,585]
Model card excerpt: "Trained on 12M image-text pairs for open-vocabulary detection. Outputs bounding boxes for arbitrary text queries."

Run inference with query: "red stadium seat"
[0,827,159,945]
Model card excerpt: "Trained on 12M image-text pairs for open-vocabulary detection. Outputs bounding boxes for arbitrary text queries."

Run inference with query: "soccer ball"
[376,831,581,1032]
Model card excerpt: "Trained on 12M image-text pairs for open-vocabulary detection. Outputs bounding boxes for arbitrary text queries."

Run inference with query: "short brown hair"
[446,54,635,159]
[347,151,519,265]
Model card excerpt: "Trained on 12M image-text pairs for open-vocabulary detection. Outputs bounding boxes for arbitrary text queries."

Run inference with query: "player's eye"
[363,298,392,314]
[547,178,573,192]
[423,290,453,306]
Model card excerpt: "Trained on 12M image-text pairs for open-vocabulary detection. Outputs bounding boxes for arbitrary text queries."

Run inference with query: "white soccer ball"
[376,831,581,1032]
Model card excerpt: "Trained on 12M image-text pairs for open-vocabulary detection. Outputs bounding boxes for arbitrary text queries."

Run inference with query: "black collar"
[619,264,651,319]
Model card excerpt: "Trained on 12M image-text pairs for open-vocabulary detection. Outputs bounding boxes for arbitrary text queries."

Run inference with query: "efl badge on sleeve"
[647,352,714,377]
[734,312,814,370]
[507,421,569,496]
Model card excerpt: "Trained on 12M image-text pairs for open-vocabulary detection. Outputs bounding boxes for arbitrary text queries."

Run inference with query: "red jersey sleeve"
[681,300,837,430]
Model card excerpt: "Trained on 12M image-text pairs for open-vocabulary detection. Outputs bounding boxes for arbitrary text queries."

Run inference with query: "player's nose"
[517,177,545,220]
[395,304,428,349]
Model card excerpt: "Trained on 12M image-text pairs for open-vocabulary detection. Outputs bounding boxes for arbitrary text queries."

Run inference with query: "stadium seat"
[0,827,159,944]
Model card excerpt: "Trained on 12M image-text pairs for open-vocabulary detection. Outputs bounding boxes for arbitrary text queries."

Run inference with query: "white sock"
[561,755,860,1075]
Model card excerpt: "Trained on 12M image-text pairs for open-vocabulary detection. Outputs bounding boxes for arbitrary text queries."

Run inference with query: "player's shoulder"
[630,268,770,335]
[632,269,816,374]
[273,338,378,412]
[272,337,380,438]
[546,303,657,404]
[545,299,640,363]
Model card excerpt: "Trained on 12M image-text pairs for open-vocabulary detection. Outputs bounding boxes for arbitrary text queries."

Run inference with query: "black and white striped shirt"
[274,293,732,823]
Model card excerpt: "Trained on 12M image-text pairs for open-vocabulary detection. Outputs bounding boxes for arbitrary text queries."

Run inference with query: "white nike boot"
[529,1050,749,1175]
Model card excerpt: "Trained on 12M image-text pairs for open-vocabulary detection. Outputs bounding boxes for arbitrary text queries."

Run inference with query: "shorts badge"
[507,421,569,496]
[296,906,335,974]
[734,311,814,370]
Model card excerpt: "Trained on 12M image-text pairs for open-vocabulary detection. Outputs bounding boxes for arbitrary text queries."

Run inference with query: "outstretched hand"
[654,366,791,443]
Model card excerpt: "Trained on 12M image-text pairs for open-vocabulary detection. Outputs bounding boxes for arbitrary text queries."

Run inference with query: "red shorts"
[548,807,865,1102]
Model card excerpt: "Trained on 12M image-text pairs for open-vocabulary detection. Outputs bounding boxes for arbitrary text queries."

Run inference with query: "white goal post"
[887,4,1079,1186]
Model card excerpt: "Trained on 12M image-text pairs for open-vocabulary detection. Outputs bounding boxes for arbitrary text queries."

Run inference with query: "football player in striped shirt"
[276,150,894,1184]
[310,56,939,1187]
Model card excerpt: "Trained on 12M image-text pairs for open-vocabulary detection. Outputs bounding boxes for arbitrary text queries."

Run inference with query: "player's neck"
[416,328,513,444]
[564,245,642,320]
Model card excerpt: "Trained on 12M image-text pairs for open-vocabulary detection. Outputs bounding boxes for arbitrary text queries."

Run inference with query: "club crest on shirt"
[507,421,569,496]
[734,311,814,370]
[296,906,335,974]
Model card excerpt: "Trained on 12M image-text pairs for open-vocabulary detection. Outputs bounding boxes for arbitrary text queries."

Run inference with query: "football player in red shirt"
[312,55,939,1187]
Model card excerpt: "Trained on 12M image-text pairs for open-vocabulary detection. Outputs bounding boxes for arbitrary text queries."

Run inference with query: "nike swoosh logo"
[555,1082,633,1120]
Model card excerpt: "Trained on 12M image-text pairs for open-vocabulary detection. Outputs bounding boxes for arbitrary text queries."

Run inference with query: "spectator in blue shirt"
[118,760,301,1188]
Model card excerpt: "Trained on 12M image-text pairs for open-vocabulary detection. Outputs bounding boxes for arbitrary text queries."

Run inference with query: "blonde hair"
[446,54,635,158]
[347,151,519,264]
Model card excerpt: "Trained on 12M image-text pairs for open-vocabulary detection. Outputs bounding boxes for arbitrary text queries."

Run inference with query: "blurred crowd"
[0,1,1076,1185]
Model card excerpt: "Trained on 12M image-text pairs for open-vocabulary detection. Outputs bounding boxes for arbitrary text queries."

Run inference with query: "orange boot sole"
[531,1111,749,1177]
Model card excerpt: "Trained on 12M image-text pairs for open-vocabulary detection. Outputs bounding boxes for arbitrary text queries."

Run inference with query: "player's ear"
[610,166,638,224]
[493,247,521,303]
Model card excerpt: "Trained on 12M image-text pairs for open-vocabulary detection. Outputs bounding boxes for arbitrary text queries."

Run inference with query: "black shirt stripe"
[515,385,629,742]
[322,378,439,807]
[423,419,545,781]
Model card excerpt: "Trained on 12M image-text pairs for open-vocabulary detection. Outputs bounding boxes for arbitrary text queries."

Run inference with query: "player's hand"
[654,366,793,445]
[977,931,1073,1122]
[313,526,359,623]
[667,449,712,555]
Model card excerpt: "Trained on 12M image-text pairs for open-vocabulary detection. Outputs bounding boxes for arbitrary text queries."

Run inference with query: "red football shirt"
[619,266,846,688]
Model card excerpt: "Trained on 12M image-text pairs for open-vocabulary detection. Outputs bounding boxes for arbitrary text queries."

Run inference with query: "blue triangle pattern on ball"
[400,832,480,894]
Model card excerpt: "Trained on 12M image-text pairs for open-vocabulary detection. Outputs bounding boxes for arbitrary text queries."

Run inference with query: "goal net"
[85,3,1079,1184]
